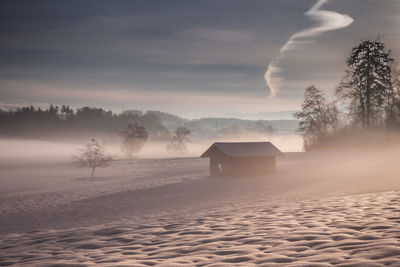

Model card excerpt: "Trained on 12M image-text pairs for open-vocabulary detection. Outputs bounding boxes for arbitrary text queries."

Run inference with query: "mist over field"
[0,133,302,161]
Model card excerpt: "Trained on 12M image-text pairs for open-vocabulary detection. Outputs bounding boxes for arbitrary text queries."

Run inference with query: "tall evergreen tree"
[336,39,394,129]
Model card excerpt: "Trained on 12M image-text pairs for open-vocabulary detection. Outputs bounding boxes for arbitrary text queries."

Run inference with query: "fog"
[0,133,302,162]
[1,131,399,201]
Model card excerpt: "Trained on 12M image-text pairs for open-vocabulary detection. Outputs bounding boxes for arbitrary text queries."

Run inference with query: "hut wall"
[210,157,222,177]
[221,156,275,176]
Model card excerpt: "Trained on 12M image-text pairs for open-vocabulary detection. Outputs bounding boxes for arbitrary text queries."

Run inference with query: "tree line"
[0,104,278,146]
[0,105,192,155]
[295,39,400,150]
[0,106,176,140]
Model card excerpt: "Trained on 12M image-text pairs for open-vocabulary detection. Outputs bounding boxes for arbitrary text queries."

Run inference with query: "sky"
[0,0,399,119]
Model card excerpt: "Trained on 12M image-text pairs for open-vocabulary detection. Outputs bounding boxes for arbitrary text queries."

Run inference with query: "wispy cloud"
[264,0,353,97]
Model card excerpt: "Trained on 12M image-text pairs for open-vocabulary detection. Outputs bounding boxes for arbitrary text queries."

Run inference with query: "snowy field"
[1,141,400,266]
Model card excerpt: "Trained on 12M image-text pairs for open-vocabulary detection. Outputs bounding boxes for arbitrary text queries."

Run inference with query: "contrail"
[265,0,353,97]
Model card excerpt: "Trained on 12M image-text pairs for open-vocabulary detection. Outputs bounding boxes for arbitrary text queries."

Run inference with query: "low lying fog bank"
[0,134,302,161]
[2,130,399,163]
[308,129,400,152]
[0,139,78,162]
[1,139,400,233]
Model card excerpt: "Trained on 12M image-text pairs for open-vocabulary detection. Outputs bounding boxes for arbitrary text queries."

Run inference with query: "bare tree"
[294,85,338,150]
[120,123,149,157]
[74,139,113,178]
[151,125,171,141]
[167,127,191,153]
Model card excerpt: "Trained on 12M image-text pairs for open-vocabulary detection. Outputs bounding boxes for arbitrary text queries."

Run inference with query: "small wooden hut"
[201,142,283,177]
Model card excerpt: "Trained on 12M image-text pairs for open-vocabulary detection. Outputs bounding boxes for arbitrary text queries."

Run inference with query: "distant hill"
[144,112,299,134]
[146,111,187,126]
[183,118,298,134]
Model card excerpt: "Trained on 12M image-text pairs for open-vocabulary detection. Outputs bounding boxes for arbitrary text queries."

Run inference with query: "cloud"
[265,0,354,97]
[177,28,255,44]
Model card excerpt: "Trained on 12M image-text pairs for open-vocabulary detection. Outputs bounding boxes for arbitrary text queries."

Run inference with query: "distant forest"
[0,105,297,142]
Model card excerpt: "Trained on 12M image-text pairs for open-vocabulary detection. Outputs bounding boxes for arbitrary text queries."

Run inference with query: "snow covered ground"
[1,142,400,266]
[0,157,208,222]
[2,191,400,266]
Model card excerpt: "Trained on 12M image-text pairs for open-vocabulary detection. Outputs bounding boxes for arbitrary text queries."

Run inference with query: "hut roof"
[201,142,283,158]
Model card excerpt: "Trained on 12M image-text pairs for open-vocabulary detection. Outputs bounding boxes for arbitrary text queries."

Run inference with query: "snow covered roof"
[201,142,283,158]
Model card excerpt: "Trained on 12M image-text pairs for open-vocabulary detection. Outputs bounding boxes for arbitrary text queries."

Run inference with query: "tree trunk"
[91,167,95,178]
[360,100,366,128]
[366,85,371,128]
[365,46,371,129]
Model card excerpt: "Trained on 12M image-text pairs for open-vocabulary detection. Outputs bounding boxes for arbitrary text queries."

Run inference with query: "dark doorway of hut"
[201,142,283,177]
